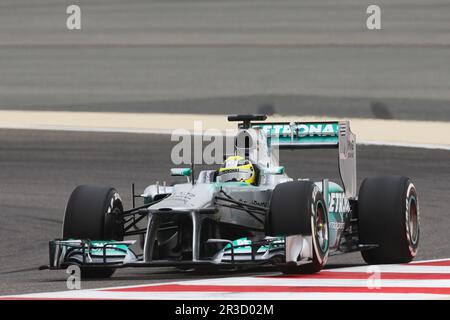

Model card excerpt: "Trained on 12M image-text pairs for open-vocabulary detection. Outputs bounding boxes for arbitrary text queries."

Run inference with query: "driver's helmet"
[217,155,256,185]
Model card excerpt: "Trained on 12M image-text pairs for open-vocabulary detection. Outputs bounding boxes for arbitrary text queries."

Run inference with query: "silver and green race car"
[46,114,420,278]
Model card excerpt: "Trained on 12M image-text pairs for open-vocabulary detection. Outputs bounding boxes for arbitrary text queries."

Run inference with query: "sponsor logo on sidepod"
[328,193,350,213]
[328,193,349,231]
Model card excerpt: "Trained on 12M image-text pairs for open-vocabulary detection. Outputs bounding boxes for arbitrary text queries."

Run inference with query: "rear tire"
[63,185,124,278]
[358,176,420,264]
[267,181,329,274]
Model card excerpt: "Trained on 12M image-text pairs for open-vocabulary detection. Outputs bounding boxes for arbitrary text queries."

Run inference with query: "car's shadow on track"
[38,267,276,283]
[324,263,366,269]
[36,263,368,283]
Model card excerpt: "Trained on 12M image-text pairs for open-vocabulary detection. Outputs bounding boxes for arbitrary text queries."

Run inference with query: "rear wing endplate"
[251,121,357,199]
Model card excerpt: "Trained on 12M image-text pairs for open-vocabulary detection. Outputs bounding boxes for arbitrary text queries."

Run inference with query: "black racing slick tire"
[266,181,329,274]
[358,176,420,264]
[63,185,124,278]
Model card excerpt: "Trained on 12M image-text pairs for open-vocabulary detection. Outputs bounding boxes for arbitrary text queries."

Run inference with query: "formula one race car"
[46,115,420,278]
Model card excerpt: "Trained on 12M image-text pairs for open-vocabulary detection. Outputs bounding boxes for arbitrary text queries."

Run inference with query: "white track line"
[410,258,450,264]
[321,265,450,274]
[0,110,449,150]
[1,259,450,300]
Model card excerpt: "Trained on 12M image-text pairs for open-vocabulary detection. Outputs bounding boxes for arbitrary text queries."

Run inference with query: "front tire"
[358,176,420,264]
[63,185,124,278]
[266,181,329,274]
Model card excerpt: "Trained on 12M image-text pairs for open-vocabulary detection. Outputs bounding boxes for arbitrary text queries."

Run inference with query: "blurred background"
[0,0,449,120]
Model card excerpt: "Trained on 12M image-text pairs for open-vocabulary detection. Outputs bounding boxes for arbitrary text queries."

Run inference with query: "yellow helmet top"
[218,156,256,185]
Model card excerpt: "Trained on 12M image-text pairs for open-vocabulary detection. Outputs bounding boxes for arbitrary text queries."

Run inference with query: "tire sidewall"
[404,182,420,257]
[310,185,329,268]
[103,190,124,240]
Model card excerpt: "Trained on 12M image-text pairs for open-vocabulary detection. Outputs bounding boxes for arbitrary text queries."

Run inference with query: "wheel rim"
[315,201,328,252]
[105,204,124,240]
[408,196,419,245]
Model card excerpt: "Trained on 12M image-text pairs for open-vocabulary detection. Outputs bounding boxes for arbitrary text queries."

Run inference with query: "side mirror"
[170,168,192,177]
[263,166,285,175]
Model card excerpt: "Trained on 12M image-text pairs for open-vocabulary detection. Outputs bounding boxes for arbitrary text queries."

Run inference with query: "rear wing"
[251,121,357,199]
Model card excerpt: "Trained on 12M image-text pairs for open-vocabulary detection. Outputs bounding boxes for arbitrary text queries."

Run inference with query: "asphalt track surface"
[0,0,449,296]
[0,129,449,295]
[0,0,450,121]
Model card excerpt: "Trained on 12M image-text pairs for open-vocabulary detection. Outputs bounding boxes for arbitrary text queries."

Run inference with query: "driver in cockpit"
[217,156,257,185]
